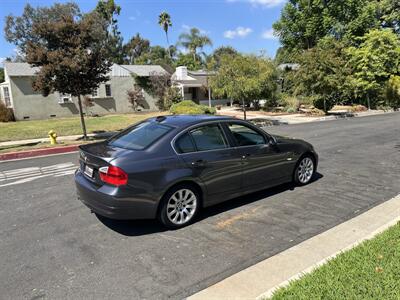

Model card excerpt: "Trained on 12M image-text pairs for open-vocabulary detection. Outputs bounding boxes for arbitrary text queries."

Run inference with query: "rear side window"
[109,121,172,150]
[190,124,227,151]
[175,133,196,153]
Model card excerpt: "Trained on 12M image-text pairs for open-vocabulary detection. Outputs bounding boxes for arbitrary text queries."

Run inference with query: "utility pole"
[242,99,247,120]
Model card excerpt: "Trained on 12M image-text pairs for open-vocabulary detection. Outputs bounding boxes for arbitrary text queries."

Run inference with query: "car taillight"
[99,166,128,186]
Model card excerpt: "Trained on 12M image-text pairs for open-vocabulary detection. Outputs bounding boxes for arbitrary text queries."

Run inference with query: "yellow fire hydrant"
[48,130,58,145]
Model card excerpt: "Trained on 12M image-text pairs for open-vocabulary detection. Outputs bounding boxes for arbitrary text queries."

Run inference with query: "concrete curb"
[188,194,400,300]
[0,145,79,161]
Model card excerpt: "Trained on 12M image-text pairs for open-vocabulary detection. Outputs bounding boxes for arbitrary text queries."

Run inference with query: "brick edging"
[0,145,79,161]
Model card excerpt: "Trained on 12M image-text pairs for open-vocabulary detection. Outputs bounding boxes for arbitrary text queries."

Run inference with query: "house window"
[3,87,11,107]
[105,84,112,97]
[58,93,72,104]
[91,88,98,98]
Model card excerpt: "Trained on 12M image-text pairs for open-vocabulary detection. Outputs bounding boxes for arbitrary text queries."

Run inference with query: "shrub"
[279,94,300,112]
[127,85,145,111]
[170,100,216,115]
[384,75,400,109]
[0,102,15,122]
[163,86,182,110]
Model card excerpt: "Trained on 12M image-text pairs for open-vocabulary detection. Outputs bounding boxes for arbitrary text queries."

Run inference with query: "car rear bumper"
[75,170,158,220]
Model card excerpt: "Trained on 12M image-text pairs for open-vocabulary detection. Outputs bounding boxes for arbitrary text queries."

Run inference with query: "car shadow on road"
[97,172,323,236]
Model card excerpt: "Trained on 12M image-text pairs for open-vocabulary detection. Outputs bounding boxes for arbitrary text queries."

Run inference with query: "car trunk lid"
[78,142,130,186]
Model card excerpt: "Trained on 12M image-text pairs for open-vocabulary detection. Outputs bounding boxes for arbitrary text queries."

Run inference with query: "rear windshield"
[108,121,172,150]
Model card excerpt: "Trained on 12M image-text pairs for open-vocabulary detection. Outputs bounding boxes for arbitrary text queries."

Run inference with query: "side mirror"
[268,136,277,146]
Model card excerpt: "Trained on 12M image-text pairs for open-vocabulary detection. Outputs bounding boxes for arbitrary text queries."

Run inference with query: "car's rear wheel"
[294,155,315,185]
[158,185,199,229]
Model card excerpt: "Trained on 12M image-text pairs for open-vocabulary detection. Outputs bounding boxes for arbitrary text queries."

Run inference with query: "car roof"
[149,114,236,127]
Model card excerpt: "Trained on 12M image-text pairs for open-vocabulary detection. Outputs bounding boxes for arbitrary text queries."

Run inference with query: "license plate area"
[84,165,94,178]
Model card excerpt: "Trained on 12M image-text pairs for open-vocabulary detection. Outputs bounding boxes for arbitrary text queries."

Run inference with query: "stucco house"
[171,66,231,107]
[0,62,168,120]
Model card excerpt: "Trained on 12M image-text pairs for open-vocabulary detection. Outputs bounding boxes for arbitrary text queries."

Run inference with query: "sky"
[0,0,286,65]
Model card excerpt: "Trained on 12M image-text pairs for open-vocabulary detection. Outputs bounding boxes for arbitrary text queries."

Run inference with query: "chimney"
[175,66,188,80]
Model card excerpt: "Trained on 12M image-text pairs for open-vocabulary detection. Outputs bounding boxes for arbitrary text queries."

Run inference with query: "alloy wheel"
[166,189,197,225]
[297,157,314,184]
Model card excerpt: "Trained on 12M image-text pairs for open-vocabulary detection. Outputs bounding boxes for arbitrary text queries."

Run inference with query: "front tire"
[158,185,200,229]
[294,155,315,185]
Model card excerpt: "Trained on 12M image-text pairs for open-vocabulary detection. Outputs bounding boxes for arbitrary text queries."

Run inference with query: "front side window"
[109,121,172,150]
[3,87,11,107]
[189,124,227,151]
[227,123,266,146]
[105,84,112,97]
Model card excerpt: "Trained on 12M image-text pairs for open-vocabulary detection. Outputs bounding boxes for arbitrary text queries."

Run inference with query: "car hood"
[272,134,314,149]
[272,134,296,143]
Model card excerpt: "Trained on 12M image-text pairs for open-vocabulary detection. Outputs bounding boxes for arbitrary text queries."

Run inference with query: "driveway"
[0,113,399,299]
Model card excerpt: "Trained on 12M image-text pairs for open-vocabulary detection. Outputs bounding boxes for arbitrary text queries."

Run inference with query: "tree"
[178,27,212,62]
[207,46,238,70]
[95,0,124,64]
[123,33,150,64]
[175,53,203,70]
[135,45,174,67]
[0,68,4,83]
[347,29,400,109]
[9,4,112,139]
[158,12,172,57]
[209,54,278,119]
[291,37,352,111]
[127,85,145,111]
[272,0,399,58]
[5,3,80,53]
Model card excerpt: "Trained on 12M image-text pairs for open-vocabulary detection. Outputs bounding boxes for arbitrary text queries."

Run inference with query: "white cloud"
[129,10,140,21]
[261,28,277,39]
[224,27,253,39]
[227,0,285,8]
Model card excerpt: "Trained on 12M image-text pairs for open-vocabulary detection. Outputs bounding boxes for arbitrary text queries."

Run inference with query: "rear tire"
[158,184,200,229]
[294,155,315,185]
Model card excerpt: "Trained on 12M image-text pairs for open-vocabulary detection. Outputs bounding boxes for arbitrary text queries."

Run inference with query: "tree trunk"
[193,51,196,62]
[242,99,247,120]
[165,32,171,58]
[77,95,88,140]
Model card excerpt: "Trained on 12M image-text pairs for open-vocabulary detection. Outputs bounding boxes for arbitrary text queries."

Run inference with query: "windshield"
[108,121,172,150]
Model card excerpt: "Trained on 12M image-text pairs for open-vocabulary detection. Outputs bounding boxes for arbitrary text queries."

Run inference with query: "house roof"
[4,62,40,76]
[277,63,300,71]
[121,65,169,77]
[4,62,168,78]
[171,69,215,87]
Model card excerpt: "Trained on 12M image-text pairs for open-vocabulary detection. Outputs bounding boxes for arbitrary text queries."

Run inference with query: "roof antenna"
[156,116,166,122]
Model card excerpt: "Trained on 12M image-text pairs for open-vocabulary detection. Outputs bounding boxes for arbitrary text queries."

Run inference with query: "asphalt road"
[1,113,399,300]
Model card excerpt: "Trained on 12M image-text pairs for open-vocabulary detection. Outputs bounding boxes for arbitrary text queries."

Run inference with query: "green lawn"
[0,112,163,142]
[270,222,400,300]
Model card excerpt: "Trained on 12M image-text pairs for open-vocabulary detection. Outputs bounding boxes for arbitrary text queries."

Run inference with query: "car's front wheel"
[158,185,200,229]
[294,155,315,185]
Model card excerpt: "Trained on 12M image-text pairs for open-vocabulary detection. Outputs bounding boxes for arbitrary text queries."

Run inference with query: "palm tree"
[178,27,213,62]
[158,12,172,57]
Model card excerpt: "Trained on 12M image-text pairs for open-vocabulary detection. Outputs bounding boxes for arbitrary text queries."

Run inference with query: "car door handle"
[241,153,251,159]
[191,159,206,167]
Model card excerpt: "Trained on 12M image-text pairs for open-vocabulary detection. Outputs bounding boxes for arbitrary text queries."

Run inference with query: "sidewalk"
[188,194,400,300]
[0,131,116,148]
[218,108,393,125]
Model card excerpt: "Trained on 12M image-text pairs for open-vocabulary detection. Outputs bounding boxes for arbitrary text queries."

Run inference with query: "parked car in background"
[75,115,318,228]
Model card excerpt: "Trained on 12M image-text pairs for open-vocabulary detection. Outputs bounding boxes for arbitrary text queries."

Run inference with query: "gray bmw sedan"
[75,115,318,228]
